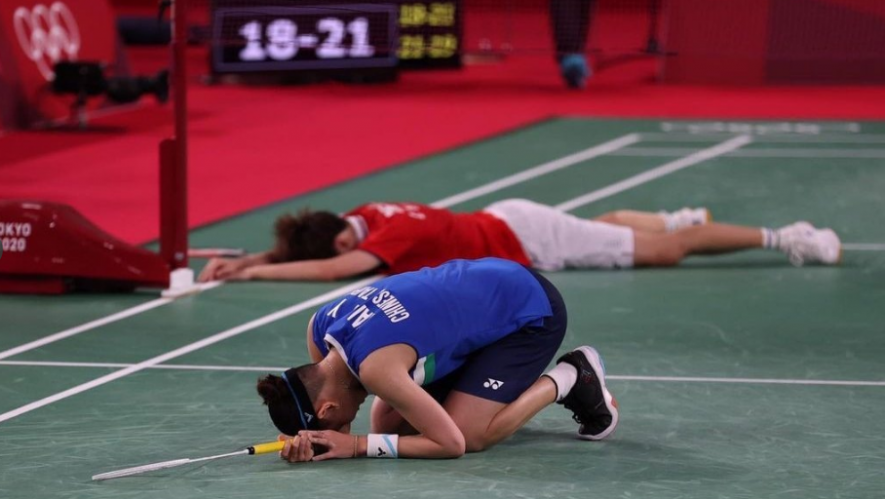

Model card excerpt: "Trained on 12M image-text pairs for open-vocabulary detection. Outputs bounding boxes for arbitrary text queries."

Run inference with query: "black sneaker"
[556,346,619,440]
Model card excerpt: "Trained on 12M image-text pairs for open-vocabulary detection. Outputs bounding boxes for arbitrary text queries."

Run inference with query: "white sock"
[658,212,679,233]
[543,363,578,402]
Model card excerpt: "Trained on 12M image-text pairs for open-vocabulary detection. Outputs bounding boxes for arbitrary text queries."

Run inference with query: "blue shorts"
[424,268,568,404]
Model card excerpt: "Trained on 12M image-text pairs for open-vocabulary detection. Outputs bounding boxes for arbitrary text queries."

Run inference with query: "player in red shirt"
[198,199,841,282]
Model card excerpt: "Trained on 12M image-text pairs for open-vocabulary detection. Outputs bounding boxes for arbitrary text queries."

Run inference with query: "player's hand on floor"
[197,258,243,282]
[279,434,315,463]
[225,267,257,281]
[302,430,357,461]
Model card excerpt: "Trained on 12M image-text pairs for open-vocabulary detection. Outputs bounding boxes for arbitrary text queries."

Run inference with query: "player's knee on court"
[636,233,686,267]
[464,435,491,453]
[653,235,687,266]
[456,424,496,453]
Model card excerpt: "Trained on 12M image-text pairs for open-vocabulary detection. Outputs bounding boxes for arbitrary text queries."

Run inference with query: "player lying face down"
[199,200,841,283]
[256,258,619,461]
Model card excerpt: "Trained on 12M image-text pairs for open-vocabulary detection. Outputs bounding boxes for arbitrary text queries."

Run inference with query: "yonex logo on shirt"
[483,378,504,390]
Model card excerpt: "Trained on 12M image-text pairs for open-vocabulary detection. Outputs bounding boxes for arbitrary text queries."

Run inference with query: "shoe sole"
[575,346,619,441]
[821,228,842,265]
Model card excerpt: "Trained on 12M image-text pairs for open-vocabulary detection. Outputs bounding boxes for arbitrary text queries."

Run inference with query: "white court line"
[609,147,885,160]
[555,136,752,212]
[0,360,279,372]
[610,375,885,387]
[0,360,132,369]
[432,134,640,208]
[0,133,641,423]
[844,243,885,251]
[0,281,223,361]
[0,135,640,365]
[640,133,885,144]
[2,360,882,387]
[657,121,861,135]
[0,278,377,424]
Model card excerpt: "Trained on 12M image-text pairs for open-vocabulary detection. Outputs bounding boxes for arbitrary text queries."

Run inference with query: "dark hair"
[256,374,290,406]
[257,365,324,434]
[270,209,347,263]
[257,365,323,407]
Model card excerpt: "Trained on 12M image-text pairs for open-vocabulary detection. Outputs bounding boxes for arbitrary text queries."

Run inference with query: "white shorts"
[483,199,635,271]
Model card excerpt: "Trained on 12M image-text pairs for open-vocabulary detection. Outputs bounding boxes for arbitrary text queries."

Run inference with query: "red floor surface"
[3,8,885,244]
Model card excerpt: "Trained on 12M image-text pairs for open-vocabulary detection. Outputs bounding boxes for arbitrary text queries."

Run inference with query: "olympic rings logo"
[13,2,81,81]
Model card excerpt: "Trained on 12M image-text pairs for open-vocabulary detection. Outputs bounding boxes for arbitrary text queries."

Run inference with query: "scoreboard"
[210,1,462,75]
[396,1,460,69]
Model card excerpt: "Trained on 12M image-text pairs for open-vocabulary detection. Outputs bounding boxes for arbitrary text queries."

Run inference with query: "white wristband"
[367,433,399,458]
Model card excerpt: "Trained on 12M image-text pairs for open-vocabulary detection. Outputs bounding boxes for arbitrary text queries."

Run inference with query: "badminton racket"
[92,440,284,481]
[187,248,247,259]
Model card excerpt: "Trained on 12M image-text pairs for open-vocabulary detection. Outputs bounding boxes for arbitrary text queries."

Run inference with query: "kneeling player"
[257,258,617,460]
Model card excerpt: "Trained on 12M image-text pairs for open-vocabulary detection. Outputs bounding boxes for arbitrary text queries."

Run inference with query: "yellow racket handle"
[248,441,286,455]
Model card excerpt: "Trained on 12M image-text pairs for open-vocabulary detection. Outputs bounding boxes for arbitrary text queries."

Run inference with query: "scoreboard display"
[395,1,460,69]
[210,1,462,75]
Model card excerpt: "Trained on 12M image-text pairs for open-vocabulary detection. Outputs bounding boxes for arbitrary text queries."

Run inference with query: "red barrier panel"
[767,0,885,83]
[661,0,769,85]
[0,200,169,294]
[0,0,122,128]
[661,0,885,84]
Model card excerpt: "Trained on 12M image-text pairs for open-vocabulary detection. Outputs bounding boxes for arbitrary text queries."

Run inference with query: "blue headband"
[281,370,310,431]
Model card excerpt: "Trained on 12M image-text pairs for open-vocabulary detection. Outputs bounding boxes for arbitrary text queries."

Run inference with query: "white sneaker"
[776,221,842,266]
[660,207,711,232]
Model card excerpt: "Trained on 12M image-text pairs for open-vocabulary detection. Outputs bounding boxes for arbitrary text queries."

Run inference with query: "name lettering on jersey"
[346,304,376,328]
[368,203,426,220]
[337,287,411,326]
[326,299,347,318]
[350,286,378,300]
[373,290,410,323]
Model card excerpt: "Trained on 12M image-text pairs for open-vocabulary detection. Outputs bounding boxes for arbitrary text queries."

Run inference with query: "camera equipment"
[51,61,169,127]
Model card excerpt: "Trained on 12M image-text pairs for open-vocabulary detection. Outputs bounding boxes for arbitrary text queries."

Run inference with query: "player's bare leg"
[632,223,763,266]
[444,347,617,451]
[371,379,561,448]
[632,221,841,266]
[595,208,709,233]
[370,397,417,435]
[368,382,554,450]
[443,380,556,452]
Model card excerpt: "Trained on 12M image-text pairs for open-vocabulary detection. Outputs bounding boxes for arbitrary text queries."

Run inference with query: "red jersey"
[345,202,530,275]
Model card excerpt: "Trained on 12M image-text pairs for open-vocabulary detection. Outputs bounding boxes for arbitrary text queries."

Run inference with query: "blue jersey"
[311,258,553,385]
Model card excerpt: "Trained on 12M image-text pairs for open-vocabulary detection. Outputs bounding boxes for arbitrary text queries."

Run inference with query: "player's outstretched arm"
[230,250,382,282]
[197,251,273,282]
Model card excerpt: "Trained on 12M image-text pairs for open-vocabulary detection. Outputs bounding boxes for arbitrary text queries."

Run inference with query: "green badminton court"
[1,118,884,499]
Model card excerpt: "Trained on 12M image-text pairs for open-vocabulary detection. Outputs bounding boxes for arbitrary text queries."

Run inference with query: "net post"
[160,0,189,270]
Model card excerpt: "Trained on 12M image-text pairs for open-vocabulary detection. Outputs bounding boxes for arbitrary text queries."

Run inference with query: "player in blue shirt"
[256,258,619,461]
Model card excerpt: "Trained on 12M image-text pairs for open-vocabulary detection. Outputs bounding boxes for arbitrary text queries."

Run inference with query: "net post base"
[160,268,202,298]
